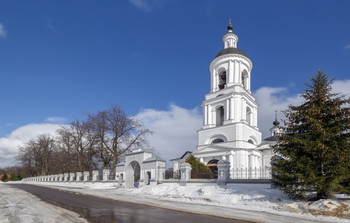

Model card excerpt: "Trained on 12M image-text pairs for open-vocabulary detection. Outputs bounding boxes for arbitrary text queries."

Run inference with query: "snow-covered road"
[2,181,350,223]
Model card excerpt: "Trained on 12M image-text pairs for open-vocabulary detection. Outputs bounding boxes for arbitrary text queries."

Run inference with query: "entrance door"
[145,171,151,185]
[207,159,219,178]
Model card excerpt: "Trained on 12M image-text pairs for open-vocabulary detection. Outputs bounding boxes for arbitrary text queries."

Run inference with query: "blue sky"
[0,0,350,167]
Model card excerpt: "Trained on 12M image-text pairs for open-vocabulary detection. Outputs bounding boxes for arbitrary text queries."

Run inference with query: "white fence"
[231,167,271,179]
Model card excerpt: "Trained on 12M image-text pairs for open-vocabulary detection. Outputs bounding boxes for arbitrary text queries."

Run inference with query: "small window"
[246,107,252,125]
[248,139,254,144]
[212,138,224,144]
[218,71,227,90]
[242,70,248,89]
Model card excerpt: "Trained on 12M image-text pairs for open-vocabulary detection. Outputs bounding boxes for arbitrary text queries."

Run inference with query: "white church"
[172,21,281,179]
[115,21,281,185]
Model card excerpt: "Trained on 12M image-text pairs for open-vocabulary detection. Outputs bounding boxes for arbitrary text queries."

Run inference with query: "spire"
[222,19,237,49]
[227,18,233,32]
[273,110,280,126]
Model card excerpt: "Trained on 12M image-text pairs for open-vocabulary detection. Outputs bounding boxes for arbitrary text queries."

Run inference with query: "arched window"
[242,70,248,89]
[146,171,151,185]
[212,138,224,144]
[218,71,227,90]
[246,107,252,125]
[248,139,254,144]
[216,106,224,126]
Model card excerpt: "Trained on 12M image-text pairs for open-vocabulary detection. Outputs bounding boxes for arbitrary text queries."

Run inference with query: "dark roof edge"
[214,47,247,59]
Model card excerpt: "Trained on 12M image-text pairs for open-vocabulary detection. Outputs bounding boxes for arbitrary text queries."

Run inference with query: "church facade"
[189,22,279,179]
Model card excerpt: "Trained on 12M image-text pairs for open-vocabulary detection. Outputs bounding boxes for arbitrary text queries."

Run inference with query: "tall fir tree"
[272,71,350,200]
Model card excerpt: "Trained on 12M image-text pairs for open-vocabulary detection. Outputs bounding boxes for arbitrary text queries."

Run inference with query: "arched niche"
[247,136,258,145]
[218,69,227,90]
[216,106,224,126]
[246,106,252,125]
[242,70,249,89]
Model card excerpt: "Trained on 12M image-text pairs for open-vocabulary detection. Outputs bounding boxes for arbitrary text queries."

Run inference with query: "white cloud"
[0,123,63,168]
[0,23,7,38]
[254,79,350,138]
[44,17,55,30]
[332,79,350,97]
[129,0,168,12]
[136,104,202,162]
[254,87,303,138]
[344,44,350,50]
[45,117,67,123]
[129,0,151,12]
[204,3,213,16]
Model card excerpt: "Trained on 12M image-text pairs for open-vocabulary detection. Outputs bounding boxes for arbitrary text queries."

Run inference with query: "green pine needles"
[272,71,350,200]
[186,155,213,179]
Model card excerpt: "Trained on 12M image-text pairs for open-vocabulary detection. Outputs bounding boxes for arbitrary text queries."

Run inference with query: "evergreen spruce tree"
[185,155,213,179]
[1,173,8,182]
[272,71,350,200]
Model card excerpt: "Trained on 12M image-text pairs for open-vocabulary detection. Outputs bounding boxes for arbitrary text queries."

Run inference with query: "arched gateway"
[125,161,141,187]
[116,148,166,188]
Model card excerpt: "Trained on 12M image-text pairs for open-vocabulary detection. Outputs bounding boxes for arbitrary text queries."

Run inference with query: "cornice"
[209,53,253,71]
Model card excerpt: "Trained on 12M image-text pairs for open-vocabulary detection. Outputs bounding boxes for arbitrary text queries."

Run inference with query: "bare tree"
[88,105,150,170]
[65,120,97,172]
[35,134,55,175]
[17,145,36,176]
[17,134,55,176]
[16,105,152,177]
[56,127,76,173]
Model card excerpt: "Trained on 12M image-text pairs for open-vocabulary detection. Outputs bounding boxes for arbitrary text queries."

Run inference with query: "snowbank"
[0,183,87,223]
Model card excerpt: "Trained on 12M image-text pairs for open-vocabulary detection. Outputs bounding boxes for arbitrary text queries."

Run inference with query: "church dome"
[273,119,280,126]
[214,47,247,59]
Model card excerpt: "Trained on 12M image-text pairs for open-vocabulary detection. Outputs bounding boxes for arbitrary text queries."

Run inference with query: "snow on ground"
[0,182,88,223]
[7,181,350,223]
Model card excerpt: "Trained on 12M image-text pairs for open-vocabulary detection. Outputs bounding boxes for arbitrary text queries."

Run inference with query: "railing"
[231,167,271,179]
[164,167,272,180]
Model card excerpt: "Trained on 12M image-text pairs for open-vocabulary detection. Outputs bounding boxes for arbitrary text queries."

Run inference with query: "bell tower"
[196,21,262,155]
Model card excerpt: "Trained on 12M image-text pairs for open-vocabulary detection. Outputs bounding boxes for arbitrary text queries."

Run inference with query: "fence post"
[217,160,231,185]
[103,169,110,181]
[179,162,192,186]
[92,170,99,181]
[64,173,69,181]
[83,171,90,182]
[69,173,75,181]
[76,172,82,181]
